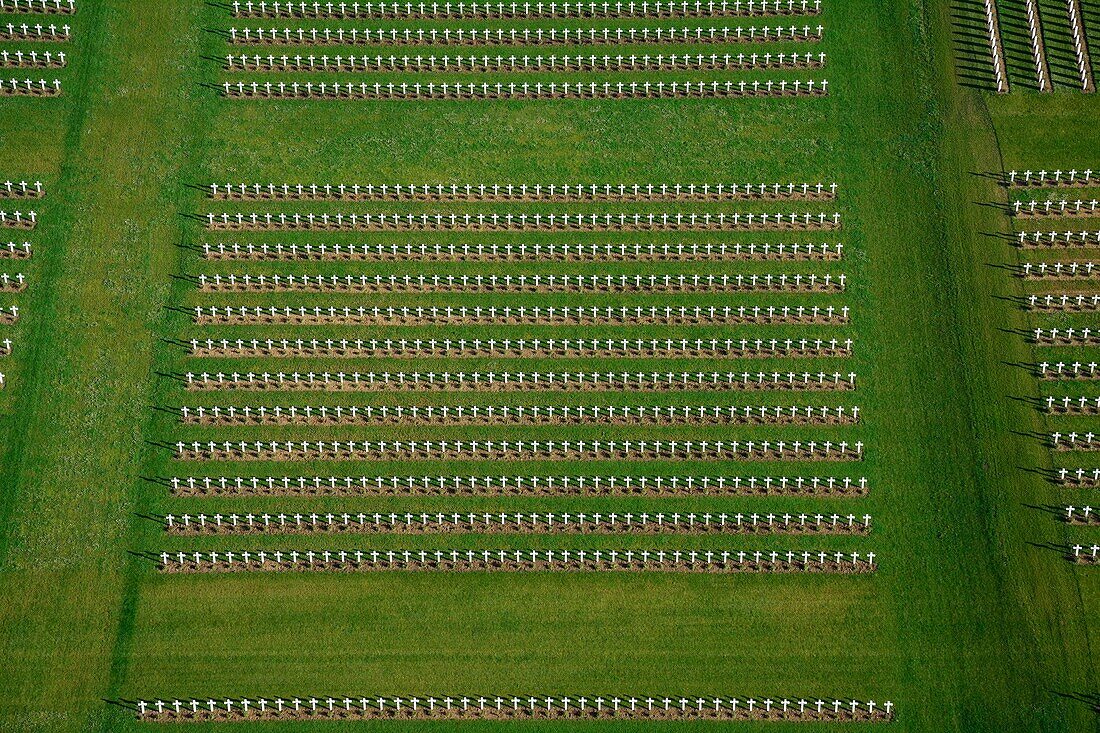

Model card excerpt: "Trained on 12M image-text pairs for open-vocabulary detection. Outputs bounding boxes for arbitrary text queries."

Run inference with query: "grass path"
[0,2,202,730]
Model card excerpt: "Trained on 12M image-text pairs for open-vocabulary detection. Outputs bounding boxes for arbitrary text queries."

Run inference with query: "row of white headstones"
[1007,172,1100,563]
[0,185,43,388]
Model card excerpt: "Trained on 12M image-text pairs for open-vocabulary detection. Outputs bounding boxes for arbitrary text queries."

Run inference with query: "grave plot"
[1044,395,1100,415]
[985,0,1010,92]
[147,546,878,573]
[178,370,855,393]
[196,241,845,262]
[191,271,847,293]
[1061,0,1094,91]
[1068,542,1098,563]
[218,77,828,99]
[987,0,1043,91]
[0,1,73,91]
[0,0,75,13]
[223,23,823,47]
[137,153,882,712]
[158,507,873,534]
[0,178,44,392]
[1062,504,1098,524]
[1085,0,1100,75]
[178,402,861,425]
[1024,0,1053,91]
[993,165,1100,565]
[206,181,840,201]
[180,335,854,359]
[0,76,59,95]
[202,209,843,229]
[163,472,870,497]
[1036,360,1100,379]
[1015,261,1100,280]
[130,695,892,724]
[0,19,69,41]
[1015,229,1100,249]
[212,1,830,100]
[172,438,865,462]
[1012,198,1099,218]
[1025,294,1100,312]
[0,178,43,198]
[229,0,825,20]
[0,208,37,227]
[0,46,63,66]
[990,0,1095,92]
[158,176,868,578]
[188,303,851,325]
[1028,0,1095,91]
[224,49,827,73]
[1033,328,1100,350]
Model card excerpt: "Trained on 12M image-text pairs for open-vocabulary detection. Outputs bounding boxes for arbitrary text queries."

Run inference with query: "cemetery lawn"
[0,1,1098,732]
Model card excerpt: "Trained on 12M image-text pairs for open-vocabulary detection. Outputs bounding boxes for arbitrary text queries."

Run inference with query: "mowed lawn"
[0,1,1097,733]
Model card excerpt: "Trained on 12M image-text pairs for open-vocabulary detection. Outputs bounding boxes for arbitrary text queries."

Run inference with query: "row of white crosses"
[185,335,853,357]
[0,22,70,40]
[208,181,838,201]
[1066,0,1094,92]
[153,547,878,571]
[166,473,870,495]
[224,50,827,72]
[0,334,7,390]
[1023,0,1051,92]
[221,78,830,100]
[1055,467,1100,485]
[0,49,65,68]
[1069,544,1100,561]
[194,272,847,292]
[1027,294,1100,311]
[1019,261,1100,279]
[199,241,845,261]
[181,371,858,392]
[178,403,862,426]
[1049,432,1100,449]
[0,180,43,199]
[0,209,29,378]
[1044,396,1100,414]
[1013,199,1099,217]
[0,0,75,12]
[192,303,852,324]
[1064,505,1097,523]
[173,438,866,461]
[230,0,823,18]
[1036,361,1100,378]
[224,24,824,46]
[163,510,872,532]
[0,273,26,291]
[203,209,842,229]
[0,78,60,95]
[981,0,1007,93]
[1007,168,1095,186]
[1016,229,1100,247]
[0,241,32,259]
[135,696,891,719]
[0,209,36,228]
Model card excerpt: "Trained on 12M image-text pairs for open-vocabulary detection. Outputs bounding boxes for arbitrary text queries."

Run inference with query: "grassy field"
[0,0,1097,732]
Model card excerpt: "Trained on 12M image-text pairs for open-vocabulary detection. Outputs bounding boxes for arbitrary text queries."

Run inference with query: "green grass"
[0,1,1098,732]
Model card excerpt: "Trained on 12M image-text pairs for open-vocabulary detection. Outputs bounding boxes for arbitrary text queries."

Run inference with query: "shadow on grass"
[1054,691,1100,713]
